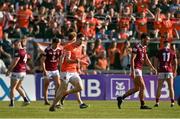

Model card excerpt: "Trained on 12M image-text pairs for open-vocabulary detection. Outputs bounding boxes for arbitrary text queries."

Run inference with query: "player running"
[41,37,63,105]
[49,33,88,111]
[6,39,30,107]
[117,33,157,109]
[154,41,177,107]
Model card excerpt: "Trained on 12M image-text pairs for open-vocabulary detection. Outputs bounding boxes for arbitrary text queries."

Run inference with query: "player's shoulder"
[132,43,139,51]
[64,43,74,51]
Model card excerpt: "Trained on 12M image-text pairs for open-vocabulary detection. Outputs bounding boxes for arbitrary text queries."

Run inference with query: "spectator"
[79,45,91,74]
[0,59,7,74]
[93,38,105,57]
[96,26,108,40]
[16,3,33,35]
[107,40,121,69]
[86,10,101,39]
[120,40,132,70]
[95,50,108,71]
[0,33,12,67]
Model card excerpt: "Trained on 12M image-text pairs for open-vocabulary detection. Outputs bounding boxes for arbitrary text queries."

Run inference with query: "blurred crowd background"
[0,0,179,74]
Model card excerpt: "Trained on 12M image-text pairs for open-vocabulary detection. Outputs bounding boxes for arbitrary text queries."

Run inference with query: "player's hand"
[173,72,177,77]
[152,68,157,75]
[5,71,10,76]
[43,70,48,76]
[130,71,135,79]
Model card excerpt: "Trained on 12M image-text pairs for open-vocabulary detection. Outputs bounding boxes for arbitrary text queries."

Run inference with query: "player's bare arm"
[145,53,157,74]
[173,56,178,77]
[6,57,20,76]
[131,52,136,79]
[41,55,47,76]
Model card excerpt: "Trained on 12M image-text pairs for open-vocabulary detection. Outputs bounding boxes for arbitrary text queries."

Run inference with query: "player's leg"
[138,77,151,109]
[154,79,164,107]
[66,75,83,95]
[52,71,61,95]
[52,72,61,108]
[16,80,30,105]
[69,76,88,108]
[123,76,140,98]
[44,77,50,105]
[49,80,67,111]
[117,69,141,109]
[166,75,175,107]
[76,92,83,104]
[9,78,18,107]
[75,92,88,109]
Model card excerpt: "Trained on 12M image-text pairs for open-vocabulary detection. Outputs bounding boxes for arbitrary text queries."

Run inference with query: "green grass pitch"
[0,100,180,118]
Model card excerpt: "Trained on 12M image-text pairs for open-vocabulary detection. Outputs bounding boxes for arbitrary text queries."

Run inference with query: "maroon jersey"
[132,43,147,70]
[157,47,176,72]
[13,48,27,72]
[44,45,62,71]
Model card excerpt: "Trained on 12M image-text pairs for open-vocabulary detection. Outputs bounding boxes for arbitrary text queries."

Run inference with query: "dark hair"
[52,37,60,43]
[77,32,84,38]
[141,33,148,39]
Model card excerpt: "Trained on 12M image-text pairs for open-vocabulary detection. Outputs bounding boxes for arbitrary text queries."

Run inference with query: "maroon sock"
[171,99,174,103]
[156,98,159,103]
[140,100,145,106]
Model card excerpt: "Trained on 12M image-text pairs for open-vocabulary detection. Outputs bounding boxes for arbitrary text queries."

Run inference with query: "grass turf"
[0,100,180,118]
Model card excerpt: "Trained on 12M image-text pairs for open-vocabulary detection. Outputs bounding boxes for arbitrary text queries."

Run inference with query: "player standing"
[41,37,63,105]
[154,41,177,107]
[117,33,157,109]
[6,39,30,107]
[49,33,88,111]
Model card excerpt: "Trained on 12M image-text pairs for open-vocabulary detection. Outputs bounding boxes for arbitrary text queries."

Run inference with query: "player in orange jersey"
[49,33,88,111]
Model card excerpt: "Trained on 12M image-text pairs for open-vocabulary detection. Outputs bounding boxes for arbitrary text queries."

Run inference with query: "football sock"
[23,97,28,102]
[156,98,159,103]
[171,99,174,103]
[140,100,145,106]
[10,99,14,105]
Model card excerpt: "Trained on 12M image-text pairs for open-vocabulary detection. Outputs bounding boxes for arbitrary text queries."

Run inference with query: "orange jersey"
[61,43,82,72]
[118,17,131,30]
[135,18,147,33]
[17,9,32,28]
[160,20,173,38]
[0,23,3,39]
[108,48,120,65]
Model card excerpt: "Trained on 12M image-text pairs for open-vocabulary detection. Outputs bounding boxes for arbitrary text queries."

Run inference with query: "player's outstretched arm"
[145,54,157,74]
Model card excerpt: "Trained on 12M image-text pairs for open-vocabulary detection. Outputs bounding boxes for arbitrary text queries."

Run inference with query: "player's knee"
[15,87,20,91]
[76,85,83,92]
[134,88,139,92]
[139,85,145,91]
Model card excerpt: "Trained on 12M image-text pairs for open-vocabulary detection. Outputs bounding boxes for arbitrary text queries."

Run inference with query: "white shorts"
[134,69,142,77]
[11,72,26,80]
[60,72,81,84]
[158,72,173,79]
[44,70,60,79]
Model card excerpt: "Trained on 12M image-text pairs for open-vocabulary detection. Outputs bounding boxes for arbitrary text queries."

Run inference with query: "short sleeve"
[132,47,137,54]
[14,50,20,57]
